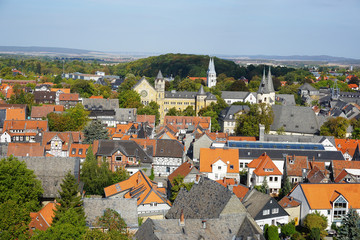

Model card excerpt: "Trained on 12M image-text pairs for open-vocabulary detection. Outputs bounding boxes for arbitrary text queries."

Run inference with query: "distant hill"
[122,53,244,79]
[0,46,96,55]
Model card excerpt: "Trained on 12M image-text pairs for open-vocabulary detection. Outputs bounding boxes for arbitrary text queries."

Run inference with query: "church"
[133,58,218,123]
[257,67,275,105]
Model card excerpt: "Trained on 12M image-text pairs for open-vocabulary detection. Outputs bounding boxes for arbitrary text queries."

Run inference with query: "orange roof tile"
[335,139,360,155]
[6,108,26,120]
[29,202,57,232]
[334,169,350,183]
[298,183,360,209]
[31,105,63,119]
[7,142,44,157]
[69,143,90,158]
[332,160,360,180]
[248,152,282,176]
[59,93,79,101]
[227,136,256,142]
[278,196,301,208]
[50,88,70,93]
[216,178,236,187]
[136,115,156,125]
[285,155,309,177]
[42,131,83,151]
[168,161,199,183]
[200,148,239,173]
[104,171,171,206]
[348,84,358,89]
[89,95,104,99]
[3,120,48,132]
[232,185,249,200]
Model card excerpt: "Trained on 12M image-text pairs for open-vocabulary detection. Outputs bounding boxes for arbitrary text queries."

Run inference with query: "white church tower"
[256,66,275,105]
[207,57,217,88]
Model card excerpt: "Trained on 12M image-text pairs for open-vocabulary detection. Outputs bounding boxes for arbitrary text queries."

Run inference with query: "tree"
[0,200,31,240]
[54,75,62,84]
[279,177,292,199]
[53,172,85,224]
[0,156,43,211]
[137,101,160,125]
[84,120,109,144]
[337,208,360,240]
[70,79,95,98]
[33,208,87,240]
[320,117,349,138]
[47,103,90,132]
[166,107,181,116]
[118,90,142,108]
[149,168,155,181]
[280,221,296,238]
[81,147,113,196]
[170,175,194,202]
[182,106,196,116]
[266,225,280,240]
[303,212,328,238]
[96,208,128,234]
[235,103,274,136]
[111,167,130,185]
[255,176,269,194]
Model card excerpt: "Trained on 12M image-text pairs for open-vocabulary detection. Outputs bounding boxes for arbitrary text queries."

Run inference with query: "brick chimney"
[179,209,185,226]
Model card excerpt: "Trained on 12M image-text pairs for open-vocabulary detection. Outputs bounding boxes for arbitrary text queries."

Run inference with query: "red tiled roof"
[232,185,249,200]
[200,148,239,173]
[59,93,79,101]
[104,171,171,206]
[278,196,301,208]
[69,143,90,158]
[285,155,309,177]
[7,143,44,157]
[136,115,155,125]
[168,161,199,183]
[3,120,48,132]
[89,95,104,99]
[248,152,282,176]
[332,160,360,180]
[6,108,26,120]
[31,105,64,119]
[29,202,57,232]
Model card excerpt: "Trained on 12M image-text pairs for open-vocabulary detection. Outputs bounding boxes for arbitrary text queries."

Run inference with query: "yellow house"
[133,71,217,123]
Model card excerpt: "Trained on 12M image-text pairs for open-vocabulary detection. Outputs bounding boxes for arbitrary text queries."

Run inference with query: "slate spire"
[156,70,164,80]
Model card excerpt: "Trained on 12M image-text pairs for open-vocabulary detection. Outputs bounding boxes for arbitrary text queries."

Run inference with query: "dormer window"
[264,168,273,172]
[289,159,294,164]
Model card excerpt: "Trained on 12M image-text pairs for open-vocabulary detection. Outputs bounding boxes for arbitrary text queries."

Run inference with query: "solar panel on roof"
[227,141,325,150]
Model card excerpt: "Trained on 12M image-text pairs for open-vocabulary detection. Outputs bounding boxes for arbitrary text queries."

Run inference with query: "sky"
[0,0,359,58]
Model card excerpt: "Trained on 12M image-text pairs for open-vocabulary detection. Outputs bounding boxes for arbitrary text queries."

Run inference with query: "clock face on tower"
[140,90,148,97]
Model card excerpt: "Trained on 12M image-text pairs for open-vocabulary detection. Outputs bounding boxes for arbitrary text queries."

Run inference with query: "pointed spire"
[156,70,164,80]
[208,57,216,74]
[197,85,206,95]
[267,66,275,92]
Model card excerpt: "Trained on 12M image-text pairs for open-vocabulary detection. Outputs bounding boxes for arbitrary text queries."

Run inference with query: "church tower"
[155,70,165,100]
[196,85,207,116]
[207,57,217,88]
[256,66,275,105]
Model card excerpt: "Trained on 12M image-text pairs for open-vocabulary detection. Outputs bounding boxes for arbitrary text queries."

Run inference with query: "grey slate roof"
[96,140,152,163]
[155,139,184,158]
[114,108,136,122]
[0,109,6,128]
[88,110,115,117]
[219,105,250,121]
[242,189,288,221]
[197,85,206,95]
[83,198,138,229]
[298,83,317,91]
[164,90,216,100]
[221,91,252,100]
[271,105,320,134]
[237,148,345,162]
[82,98,119,111]
[20,156,80,198]
[275,94,296,106]
[165,177,234,219]
[136,213,264,240]
[156,70,164,79]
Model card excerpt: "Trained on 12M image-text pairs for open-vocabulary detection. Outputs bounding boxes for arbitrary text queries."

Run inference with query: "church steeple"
[156,70,164,80]
[267,66,275,93]
[257,66,275,105]
[207,57,217,88]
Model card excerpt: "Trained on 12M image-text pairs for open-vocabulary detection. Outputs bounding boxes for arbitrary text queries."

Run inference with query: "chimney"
[180,209,185,226]
[259,124,265,141]
[195,174,200,184]
[202,220,207,229]
[290,197,293,201]
[223,177,226,184]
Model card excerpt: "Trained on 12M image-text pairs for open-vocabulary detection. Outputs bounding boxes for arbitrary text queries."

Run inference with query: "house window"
[218,166,221,170]
[334,202,347,208]
[263,209,270,215]
[71,148,76,154]
[334,210,346,220]
[128,157,134,162]
[270,177,273,181]
[272,208,279,214]
[240,163,244,168]
[115,156,122,161]
[230,165,234,170]
[166,167,170,173]
[245,163,248,168]
[274,177,278,182]
[79,149,83,155]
